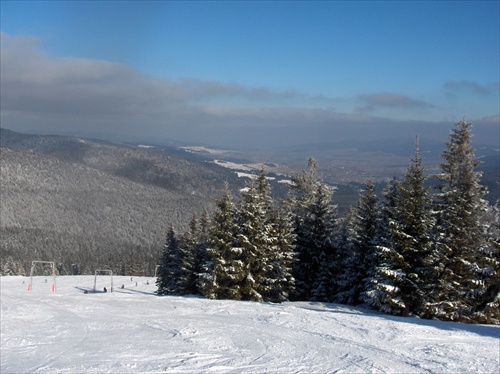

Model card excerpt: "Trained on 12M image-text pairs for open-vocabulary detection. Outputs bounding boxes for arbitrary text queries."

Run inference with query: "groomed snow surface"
[1,276,498,373]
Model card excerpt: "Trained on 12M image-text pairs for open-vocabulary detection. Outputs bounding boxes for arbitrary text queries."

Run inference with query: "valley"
[1,128,498,277]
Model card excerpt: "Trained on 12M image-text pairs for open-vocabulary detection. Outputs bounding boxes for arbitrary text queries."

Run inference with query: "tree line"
[156,119,499,324]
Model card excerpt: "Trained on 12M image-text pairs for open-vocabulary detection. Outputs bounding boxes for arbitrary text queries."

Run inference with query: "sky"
[1,1,499,149]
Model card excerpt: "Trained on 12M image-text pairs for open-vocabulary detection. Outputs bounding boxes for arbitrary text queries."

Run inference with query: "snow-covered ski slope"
[1,276,498,373]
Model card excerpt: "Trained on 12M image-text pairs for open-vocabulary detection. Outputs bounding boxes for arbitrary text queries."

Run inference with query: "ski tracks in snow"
[2,276,498,373]
[1,291,90,373]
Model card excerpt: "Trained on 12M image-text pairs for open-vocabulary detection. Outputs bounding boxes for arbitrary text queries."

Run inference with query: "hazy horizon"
[1,1,498,150]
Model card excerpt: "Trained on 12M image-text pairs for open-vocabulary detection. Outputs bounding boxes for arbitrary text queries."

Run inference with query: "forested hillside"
[0,129,244,276]
[1,124,499,323]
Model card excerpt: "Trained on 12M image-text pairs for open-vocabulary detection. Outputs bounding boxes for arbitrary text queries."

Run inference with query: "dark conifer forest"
[156,119,499,324]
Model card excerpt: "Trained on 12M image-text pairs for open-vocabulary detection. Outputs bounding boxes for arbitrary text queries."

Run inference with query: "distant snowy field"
[1,276,498,373]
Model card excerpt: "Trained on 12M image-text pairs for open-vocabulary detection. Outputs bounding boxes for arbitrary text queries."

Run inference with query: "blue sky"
[1,1,499,148]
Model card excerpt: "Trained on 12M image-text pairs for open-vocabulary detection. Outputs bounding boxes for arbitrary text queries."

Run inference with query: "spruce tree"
[236,166,294,302]
[365,141,436,316]
[194,210,211,295]
[177,215,199,295]
[2,256,17,276]
[235,169,271,301]
[267,201,297,302]
[288,158,317,300]
[336,180,380,305]
[156,225,182,295]
[310,181,337,302]
[363,178,404,312]
[201,183,244,300]
[332,206,359,304]
[432,118,490,321]
[473,202,500,323]
[289,158,336,301]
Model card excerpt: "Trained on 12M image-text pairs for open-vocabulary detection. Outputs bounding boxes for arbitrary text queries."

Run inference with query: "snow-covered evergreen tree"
[288,158,316,300]
[310,181,337,302]
[267,200,297,302]
[201,183,245,300]
[235,166,295,302]
[200,172,296,302]
[362,178,404,312]
[336,180,380,305]
[235,168,273,301]
[289,158,336,301]
[194,210,211,295]
[468,197,500,323]
[365,141,436,316]
[156,225,182,295]
[177,215,199,295]
[332,206,359,304]
[432,118,490,321]
[1,256,18,276]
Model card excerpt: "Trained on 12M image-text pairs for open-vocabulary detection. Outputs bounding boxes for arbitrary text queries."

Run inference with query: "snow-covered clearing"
[1,276,498,373]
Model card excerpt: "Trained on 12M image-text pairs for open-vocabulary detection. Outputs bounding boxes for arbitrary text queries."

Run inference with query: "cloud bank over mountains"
[1,33,498,149]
